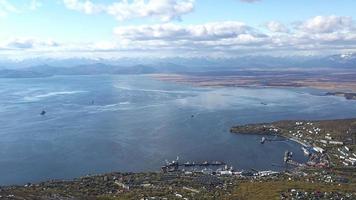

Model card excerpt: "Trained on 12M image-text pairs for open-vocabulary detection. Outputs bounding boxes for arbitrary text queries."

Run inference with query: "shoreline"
[288,136,310,147]
[1,118,355,199]
[231,118,356,167]
[151,72,356,98]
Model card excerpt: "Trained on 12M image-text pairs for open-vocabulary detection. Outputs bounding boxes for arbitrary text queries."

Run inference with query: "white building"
[313,146,325,153]
[329,141,344,145]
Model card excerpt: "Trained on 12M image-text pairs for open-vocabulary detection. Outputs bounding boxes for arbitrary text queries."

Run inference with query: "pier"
[161,160,226,173]
[260,136,287,144]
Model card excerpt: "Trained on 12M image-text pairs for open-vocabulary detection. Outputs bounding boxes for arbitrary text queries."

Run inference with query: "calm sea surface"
[1,75,356,185]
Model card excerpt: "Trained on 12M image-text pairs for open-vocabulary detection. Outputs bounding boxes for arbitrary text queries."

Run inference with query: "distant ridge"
[0,53,355,78]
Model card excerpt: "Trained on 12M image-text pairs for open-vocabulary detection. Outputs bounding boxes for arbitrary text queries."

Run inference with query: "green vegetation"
[233,181,356,200]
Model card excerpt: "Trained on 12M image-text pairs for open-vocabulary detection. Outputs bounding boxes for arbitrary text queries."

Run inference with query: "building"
[329,141,344,145]
[313,147,325,153]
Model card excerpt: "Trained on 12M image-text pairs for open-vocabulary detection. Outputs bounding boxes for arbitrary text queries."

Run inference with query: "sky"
[0,0,356,59]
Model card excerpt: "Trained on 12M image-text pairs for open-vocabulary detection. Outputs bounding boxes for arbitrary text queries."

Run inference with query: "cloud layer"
[0,0,355,58]
[107,15,356,55]
[265,21,289,33]
[1,15,356,57]
[298,15,353,33]
[0,0,18,17]
[114,22,261,41]
[0,38,58,50]
[62,0,195,22]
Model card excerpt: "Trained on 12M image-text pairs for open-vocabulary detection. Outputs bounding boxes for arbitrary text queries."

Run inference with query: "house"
[329,141,344,145]
[319,140,328,144]
[313,146,325,153]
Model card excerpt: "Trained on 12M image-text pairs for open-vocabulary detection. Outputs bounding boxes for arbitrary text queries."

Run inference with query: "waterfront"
[1,75,356,185]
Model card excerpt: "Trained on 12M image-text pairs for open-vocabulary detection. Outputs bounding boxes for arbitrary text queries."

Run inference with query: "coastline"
[231,118,356,167]
[288,136,310,147]
[152,73,356,102]
[1,118,355,199]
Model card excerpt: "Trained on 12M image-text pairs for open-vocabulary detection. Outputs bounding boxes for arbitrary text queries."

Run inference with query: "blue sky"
[0,0,356,59]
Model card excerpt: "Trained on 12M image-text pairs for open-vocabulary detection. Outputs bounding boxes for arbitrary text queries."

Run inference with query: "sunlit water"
[1,75,356,185]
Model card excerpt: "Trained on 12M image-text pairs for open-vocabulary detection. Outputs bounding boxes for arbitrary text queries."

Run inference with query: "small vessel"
[211,161,225,166]
[284,151,292,163]
[40,110,46,115]
[200,161,209,166]
[261,137,266,144]
[162,157,180,173]
[167,160,179,167]
[301,146,311,156]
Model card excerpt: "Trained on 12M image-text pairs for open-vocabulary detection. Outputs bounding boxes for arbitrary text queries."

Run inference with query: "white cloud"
[1,15,355,58]
[298,15,353,33]
[29,0,42,10]
[107,0,194,22]
[0,0,43,18]
[62,0,103,14]
[62,0,195,22]
[109,16,356,54]
[265,21,289,33]
[1,38,59,50]
[110,22,272,54]
[114,22,261,41]
[0,0,18,17]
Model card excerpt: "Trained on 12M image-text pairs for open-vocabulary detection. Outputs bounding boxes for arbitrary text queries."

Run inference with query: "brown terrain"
[152,70,356,97]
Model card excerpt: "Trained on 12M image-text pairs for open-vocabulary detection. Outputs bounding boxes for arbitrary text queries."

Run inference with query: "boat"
[211,161,225,166]
[167,160,179,167]
[301,146,311,156]
[200,161,209,166]
[40,110,46,115]
[261,137,266,144]
[162,160,179,173]
[284,151,292,163]
[184,162,194,167]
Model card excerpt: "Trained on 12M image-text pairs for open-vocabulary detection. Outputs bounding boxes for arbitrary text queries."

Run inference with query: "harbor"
[2,118,356,199]
[160,157,282,179]
[161,157,227,173]
[231,119,356,168]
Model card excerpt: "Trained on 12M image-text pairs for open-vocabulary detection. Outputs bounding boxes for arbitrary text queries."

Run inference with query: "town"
[231,118,356,169]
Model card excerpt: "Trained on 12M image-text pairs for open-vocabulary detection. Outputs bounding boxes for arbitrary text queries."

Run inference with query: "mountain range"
[0,53,355,78]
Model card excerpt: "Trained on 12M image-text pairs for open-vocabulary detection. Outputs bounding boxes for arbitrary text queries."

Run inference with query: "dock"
[260,136,287,144]
[161,160,226,173]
